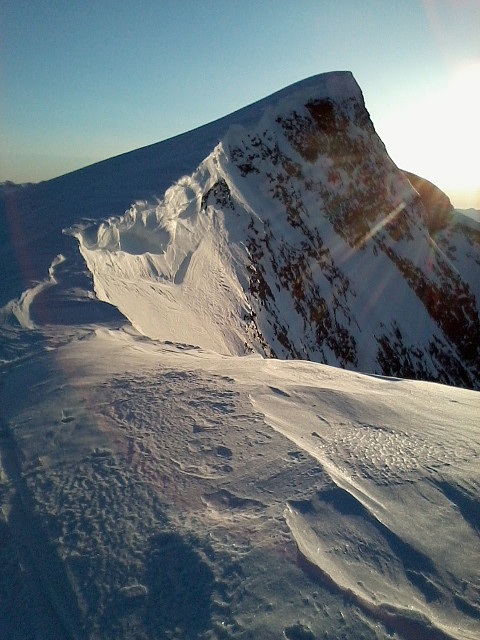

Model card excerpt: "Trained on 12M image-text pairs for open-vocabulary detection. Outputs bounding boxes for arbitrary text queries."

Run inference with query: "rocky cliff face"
[201,80,480,388]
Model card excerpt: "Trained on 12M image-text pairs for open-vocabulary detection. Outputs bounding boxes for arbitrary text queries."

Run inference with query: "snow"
[456,208,480,225]
[1,325,478,639]
[1,71,479,639]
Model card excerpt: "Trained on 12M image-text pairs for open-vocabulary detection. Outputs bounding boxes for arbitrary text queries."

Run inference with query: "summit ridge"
[1,71,479,387]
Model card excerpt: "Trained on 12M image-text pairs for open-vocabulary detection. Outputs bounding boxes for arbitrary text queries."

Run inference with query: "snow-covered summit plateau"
[1,72,479,639]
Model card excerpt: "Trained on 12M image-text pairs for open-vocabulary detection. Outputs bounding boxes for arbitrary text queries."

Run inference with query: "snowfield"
[1,326,478,639]
[1,72,479,639]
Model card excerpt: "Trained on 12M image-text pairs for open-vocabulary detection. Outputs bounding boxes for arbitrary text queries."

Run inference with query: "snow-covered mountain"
[2,71,479,387]
[1,72,479,639]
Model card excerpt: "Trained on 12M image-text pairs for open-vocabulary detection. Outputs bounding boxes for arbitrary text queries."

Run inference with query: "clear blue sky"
[1,0,479,207]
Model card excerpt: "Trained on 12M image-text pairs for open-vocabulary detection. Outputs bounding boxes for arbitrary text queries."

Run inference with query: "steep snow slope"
[0,74,342,308]
[57,73,479,386]
[1,72,479,640]
[2,71,479,385]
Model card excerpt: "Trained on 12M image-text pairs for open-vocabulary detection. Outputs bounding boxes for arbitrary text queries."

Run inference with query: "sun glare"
[378,59,480,209]
[442,61,480,205]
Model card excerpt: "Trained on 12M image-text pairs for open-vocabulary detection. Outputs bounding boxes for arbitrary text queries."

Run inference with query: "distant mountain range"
[1,71,479,388]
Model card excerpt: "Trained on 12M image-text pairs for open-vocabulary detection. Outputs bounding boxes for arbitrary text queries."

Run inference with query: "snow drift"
[1,71,479,639]
[65,72,479,388]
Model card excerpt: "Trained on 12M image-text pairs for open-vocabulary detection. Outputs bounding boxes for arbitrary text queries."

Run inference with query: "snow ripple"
[318,423,470,485]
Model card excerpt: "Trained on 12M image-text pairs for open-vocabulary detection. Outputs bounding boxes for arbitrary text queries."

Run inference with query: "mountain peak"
[2,72,480,640]
[2,72,479,388]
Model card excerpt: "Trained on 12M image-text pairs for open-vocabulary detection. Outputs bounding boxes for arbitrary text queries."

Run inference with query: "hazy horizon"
[1,1,479,208]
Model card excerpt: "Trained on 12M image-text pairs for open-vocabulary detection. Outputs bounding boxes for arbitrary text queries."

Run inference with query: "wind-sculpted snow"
[63,74,480,387]
[1,328,479,639]
[69,159,251,354]
[1,72,480,639]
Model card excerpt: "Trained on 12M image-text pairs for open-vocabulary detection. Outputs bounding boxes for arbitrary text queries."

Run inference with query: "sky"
[1,0,479,208]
